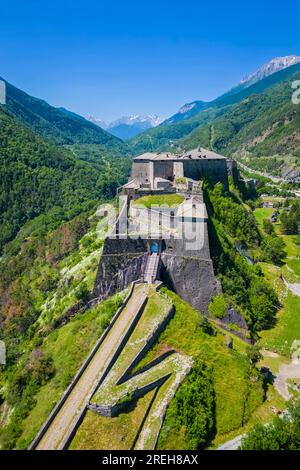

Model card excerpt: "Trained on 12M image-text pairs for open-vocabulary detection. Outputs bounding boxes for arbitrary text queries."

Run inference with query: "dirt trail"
[35,284,148,450]
[274,352,300,401]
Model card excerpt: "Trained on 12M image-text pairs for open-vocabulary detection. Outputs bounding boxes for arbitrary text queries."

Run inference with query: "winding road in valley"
[237,161,284,183]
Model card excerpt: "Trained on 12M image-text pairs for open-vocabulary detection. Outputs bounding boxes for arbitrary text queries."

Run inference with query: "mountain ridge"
[87,113,163,140]
[240,55,300,87]
[128,60,300,156]
[159,55,300,127]
[0,77,128,153]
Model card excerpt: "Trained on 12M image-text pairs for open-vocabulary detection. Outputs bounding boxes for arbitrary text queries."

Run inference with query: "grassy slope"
[253,207,275,226]
[133,289,264,448]
[69,285,265,450]
[253,205,300,355]
[0,209,121,449]
[154,289,289,449]
[70,391,156,450]
[16,291,127,449]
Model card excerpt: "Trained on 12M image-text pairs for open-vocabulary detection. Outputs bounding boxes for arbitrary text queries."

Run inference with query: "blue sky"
[1,0,300,121]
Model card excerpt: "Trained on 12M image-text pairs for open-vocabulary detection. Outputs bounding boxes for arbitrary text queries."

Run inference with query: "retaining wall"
[88,376,170,418]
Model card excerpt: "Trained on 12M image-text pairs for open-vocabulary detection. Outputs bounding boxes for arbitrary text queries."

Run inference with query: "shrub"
[263,218,274,235]
[165,360,215,450]
[198,316,216,335]
[241,397,300,450]
[261,235,286,265]
[75,281,89,301]
[209,295,227,319]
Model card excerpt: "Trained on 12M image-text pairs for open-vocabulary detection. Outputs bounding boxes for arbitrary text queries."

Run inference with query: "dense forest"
[182,73,300,159]
[205,180,279,334]
[0,107,131,252]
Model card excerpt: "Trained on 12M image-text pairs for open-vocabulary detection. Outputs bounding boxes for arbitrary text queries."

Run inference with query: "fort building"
[94,148,238,314]
[126,147,234,194]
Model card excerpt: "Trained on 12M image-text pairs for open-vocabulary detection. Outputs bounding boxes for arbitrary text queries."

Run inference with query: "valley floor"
[213,202,300,448]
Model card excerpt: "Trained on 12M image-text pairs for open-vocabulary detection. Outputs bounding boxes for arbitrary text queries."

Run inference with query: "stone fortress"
[29,149,244,451]
[130,147,234,190]
[93,147,238,314]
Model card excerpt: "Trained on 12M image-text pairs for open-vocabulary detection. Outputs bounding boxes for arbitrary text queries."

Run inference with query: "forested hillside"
[128,62,300,162]
[182,71,300,155]
[0,78,129,153]
[181,70,300,178]
[0,106,130,252]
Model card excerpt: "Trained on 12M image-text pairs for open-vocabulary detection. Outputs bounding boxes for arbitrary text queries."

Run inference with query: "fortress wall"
[94,215,217,313]
[159,221,218,312]
[174,161,184,179]
[131,161,151,183]
[94,182,219,313]
[89,376,169,418]
[226,159,240,182]
[153,160,174,180]
[172,221,211,259]
[102,237,162,255]
[93,250,148,300]
[131,157,230,188]
[93,238,164,300]
[183,159,229,188]
[160,254,220,313]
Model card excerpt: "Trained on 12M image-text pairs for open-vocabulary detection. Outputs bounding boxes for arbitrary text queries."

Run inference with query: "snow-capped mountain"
[109,114,162,128]
[87,114,163,140]
[163,101,207,125]
[87,116,108,129]
[160,55,300,126]
[240,55,300,87]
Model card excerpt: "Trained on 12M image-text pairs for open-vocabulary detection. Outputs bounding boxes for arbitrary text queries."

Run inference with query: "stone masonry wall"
[183,159,229,188]
[93,228,219,313]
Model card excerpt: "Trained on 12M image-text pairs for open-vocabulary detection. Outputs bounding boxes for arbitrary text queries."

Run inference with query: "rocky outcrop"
[160,254,219,314]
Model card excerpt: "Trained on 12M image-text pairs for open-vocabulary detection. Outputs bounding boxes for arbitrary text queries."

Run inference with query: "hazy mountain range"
[87,114,163,140]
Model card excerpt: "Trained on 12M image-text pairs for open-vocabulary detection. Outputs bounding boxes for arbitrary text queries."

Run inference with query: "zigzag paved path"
[35,284,148,450]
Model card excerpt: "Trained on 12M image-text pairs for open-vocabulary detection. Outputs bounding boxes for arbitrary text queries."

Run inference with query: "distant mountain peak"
[162,100,207,125]
[87,113,163,140]
[178,102,197,114]
[109,114,163,128]
[240,55,300,87]
[87,115,108,129]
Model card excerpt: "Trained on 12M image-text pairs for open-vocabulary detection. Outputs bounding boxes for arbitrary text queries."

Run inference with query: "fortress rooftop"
[134,147,227,161]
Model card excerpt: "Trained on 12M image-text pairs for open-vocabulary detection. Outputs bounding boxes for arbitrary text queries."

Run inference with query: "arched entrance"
[150,242,159,254]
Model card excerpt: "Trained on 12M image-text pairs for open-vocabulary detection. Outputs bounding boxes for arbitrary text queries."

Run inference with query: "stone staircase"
[143,253,160,284]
